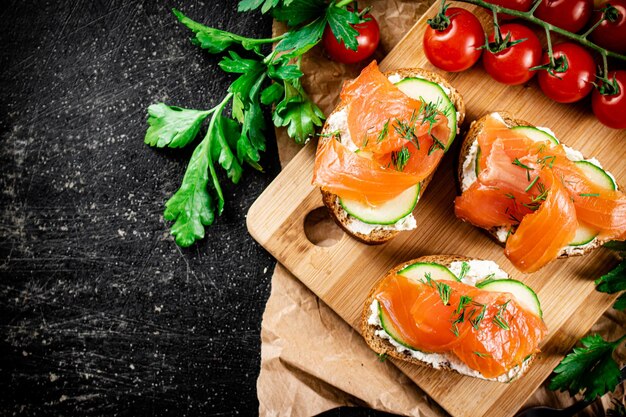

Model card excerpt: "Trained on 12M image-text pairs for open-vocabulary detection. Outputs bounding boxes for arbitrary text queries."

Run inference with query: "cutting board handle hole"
[303,207,344,247]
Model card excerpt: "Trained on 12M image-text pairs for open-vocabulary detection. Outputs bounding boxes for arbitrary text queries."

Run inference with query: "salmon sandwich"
[456,112,625,273]
[362,255,547,381]
[312,61,465,244]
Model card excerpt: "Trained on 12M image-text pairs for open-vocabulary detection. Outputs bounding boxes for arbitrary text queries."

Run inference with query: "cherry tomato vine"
[449,0,626,78]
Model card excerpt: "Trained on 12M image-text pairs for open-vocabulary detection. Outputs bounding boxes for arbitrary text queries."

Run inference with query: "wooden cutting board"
[248,3,625,417]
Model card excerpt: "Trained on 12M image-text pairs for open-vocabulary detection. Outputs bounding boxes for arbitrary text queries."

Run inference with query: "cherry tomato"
[322,13,380,64]
[423,7,485,72]
[484,0,533,20]
[537,43,596,103]
[592,70,626,129]
[535,0,593,33]
[589,0,626,53]
[483,24,542,85]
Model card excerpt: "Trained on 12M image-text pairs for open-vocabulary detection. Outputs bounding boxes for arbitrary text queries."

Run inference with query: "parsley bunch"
[144,1,366,246]
[549,243,626,401]
[550,334,626,401]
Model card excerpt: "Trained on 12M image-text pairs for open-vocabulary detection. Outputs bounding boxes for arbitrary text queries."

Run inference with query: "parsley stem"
[335,0,355,8]
[246,33,287,45]
[203,92,234,201]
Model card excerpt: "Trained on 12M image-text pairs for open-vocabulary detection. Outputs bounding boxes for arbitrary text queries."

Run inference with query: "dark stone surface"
[0,1,394,416]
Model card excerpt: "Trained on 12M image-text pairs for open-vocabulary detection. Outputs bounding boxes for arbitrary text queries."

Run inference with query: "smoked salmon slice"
[505,171,577,273]
[455,114,625,272]
[312,138,423,204]
[312,61,450,205]
[375,274,546,378]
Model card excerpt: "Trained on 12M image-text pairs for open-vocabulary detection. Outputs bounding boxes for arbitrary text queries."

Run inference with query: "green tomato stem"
[544,26,555,68]
[450,0,626,62]
[529,0,541,15]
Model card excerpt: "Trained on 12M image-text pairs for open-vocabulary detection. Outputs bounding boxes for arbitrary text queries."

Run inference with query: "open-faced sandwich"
[456,112,626,273]
[312,61,465,244]
[361,255,546,382]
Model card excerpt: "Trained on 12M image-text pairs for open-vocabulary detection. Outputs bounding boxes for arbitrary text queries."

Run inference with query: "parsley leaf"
[275,17,326,56]
[260,83,285,105]
[614,293,626,311]
[273,78,324,144]
[173,9,266,54]
[604,241,626,251]
[549,334,626,401]
[163,94,234,247]
[219,51,265,74]
[211,116,244,184]
[326,5,361,51]
[238,0,281,14]
[144,104,211,148]
[272,0,326,27]
[595,261,626,294]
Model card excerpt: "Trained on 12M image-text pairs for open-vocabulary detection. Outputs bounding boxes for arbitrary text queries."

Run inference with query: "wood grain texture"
[247,3,625,417]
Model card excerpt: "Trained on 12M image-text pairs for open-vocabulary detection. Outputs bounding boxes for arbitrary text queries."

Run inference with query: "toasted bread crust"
[456,112,618,258]
[318,69,465,244]
[360,255,535,382]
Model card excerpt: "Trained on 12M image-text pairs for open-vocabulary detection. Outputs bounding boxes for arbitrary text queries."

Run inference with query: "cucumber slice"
[398,262,460,282]
[569,222,598,246]
[511,126,559,145]
[475,146,482,176]
[476,279,543,318]
[394,78,457,150]
[378,304,419,350]
[340,184,420,225]
[566,162,615,246]
[574,160,616,191]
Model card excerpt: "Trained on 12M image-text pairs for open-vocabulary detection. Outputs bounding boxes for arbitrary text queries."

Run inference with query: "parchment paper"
[257,1,625,415]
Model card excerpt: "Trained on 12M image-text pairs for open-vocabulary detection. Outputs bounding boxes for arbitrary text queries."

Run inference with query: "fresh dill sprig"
[435,281,452,306]
[474,351,491,358]
[579,193,600,197]
[525,175,540,192]
[523,182,549,211]
[512,158,533,181]
[423,272,434,287]
[537,154,556,168]
[391,146,411,171]
[318,130,340,138]
[377,119,390,143]
[469,303,487,329]
[456,295,473,314]
[493,300,511,330]
[458,262,470,281]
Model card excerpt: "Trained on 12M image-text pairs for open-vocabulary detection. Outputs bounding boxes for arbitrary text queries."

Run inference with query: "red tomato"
[535,0,593,32]
[322,13,380,64]
[537,43,596,103]
[423,7,485,72]
[483,24,542,85]
[484,0,533,20]
[589,0,626,53]
[592,70,626,129]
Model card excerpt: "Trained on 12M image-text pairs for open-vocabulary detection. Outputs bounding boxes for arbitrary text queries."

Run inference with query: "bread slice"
[318,69,466,244]
[457,111,620,258]
[360,255,536,382]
